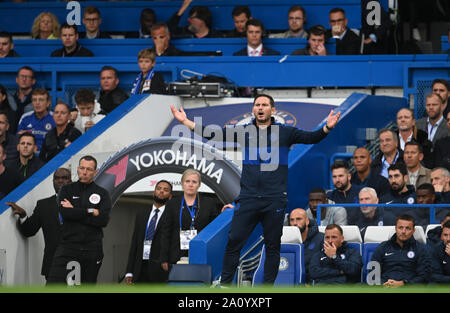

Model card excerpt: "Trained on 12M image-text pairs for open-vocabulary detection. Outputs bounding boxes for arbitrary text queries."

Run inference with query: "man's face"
[416,189,435,204]
[430,169,450,191]
[353,148,371,173]
[16,69,35,90]
[432,83,449,106]
[151,27,170,51]
[289,209,308,233]
[288,10,305,33]
[77,159,97,184]
[31,94,50,115]
[379,131,397,155]
[441,227,450,246]
[247,25,263,48]
[395,219,415,243]
[0,114,9,137]
[403,145,422,170]
[153,181,172,204]
[77,102,95,117]
[141,15,155,32]
[53,104,70,127]
[17,135,36,159]
[324,228,344,249]
[425,94,443,120]
[83,12,101,33]
[61,27,78,49]
[233,13,249,33]
[308,34,325,54]
[329,11,347,34]
[100,69,119,92]
[396,109,415,132]
[252,96,274,124]
[0,36,14,58]
[359,190,378,215]
[332,168,350,191]
[53,169,71,193]
[309,192,327,213]
[188,15,206,34]
[388,169,407,192]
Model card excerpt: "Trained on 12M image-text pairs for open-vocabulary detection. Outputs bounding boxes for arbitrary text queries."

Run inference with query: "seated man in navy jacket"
[430,220,450,283]
[308,224,362,284]
[233,19,280,56]
[371,214,431,287]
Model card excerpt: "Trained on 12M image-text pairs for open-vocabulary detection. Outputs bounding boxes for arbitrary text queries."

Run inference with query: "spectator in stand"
[97,66,129,115]
[431,79,450,122]
[351,147,390,198]
[427,213,450,246]
[270,5,308,39]
[80,6,111,39]
[0,86,18,136]
[127,8,157,39]
[327,160,362,225]
[74,89,105,134]
[17,88,55,154]
[433,111,450,171]
[413,183,437,226]
[224,6,252,38]
[0,111,19,162]
[167,0,222,39]
[328,8,361,55]
[416,93,450,145]
[151,22,185,57]
[8,66,37,132]
[396,108,433,168]
[130,48,166,95]
[308,224,362,284]
[371,214,431,287]
[40,102,81,163]
[430,220,450,283]
[288,208,324,282]
[430,167,450,204]
[403,141,431,190]
[306,188,347,226]
[291,25,328,56]
[50,23,94,57]
[360,0,392,54]
[372,128,404,179]
[355,187,385,238]
[233,19,280,56]
[0,144,22,200]
[31,12,61,39]
[0,31,20,57]
[6,133,43,182]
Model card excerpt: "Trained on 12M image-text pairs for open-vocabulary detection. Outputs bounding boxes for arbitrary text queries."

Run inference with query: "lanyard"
[180,196,197,230]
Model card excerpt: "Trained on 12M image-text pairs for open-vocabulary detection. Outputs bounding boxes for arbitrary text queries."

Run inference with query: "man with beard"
[5,133,43,182]
[327,160,362,225]
[125,180,173,284]
[288,208,323,282]
[416,93,450,145]
[371,214,431,287]
[7,168,72,281]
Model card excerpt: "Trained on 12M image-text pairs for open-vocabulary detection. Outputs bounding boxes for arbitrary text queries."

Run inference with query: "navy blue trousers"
[220,198,286,285]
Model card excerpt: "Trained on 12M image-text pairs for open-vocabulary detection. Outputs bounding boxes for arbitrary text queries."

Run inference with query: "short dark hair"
[156,179,173,192]
[18,132,36,145]
[404,141,423,153]
[0,31,13,42]
[432,78,450,91]
[17,66,35,78]
[308,24,327,39]
[79,155,97,169]
[331,160,349,172]
[189,6,212,29]
[84,6,101,17]
[396,214,415,227]
[246,18,265,33]
[325,223,343,235]
[388,162,408,176]
[61,22,78,34]
[0,110,9,123]
[288,5,306,23]
[253,93,274,107]
[442,220,450,230]
[141,8,156,24]
[330,7,346,16]
[100,65,119,78]
[232,5,251,19]
[416,183,435,194]
[309,187,326,195]
[75,88,95,105]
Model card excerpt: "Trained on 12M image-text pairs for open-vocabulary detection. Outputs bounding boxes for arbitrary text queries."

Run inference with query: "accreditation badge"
[142,79,152,92]
[180,229,198,250]
[143,240,152,260]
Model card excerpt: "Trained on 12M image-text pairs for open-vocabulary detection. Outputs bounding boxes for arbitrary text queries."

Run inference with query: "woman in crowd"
[31,12,61,39]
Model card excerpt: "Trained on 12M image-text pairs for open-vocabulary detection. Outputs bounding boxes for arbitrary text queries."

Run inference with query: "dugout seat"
[281,226,303,244]
[168,264,212,286]
[342,225,363,243]
[362,242,380,283]
[252,243,305,286]
[363,225,426,243]
[425,224,441,236]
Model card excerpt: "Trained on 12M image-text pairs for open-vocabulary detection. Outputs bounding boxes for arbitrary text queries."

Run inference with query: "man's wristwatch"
[325,124,333,131]
[331,254,337,260]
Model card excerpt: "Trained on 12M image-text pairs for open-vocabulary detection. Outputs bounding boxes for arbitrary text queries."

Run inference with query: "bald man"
[289,208,323,282]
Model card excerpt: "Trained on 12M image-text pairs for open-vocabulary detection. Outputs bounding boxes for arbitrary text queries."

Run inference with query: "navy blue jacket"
[354,207,384,238]
[200,117,328,200]
[430,241,450,283]
[308,241,362,284]
[426,226,442,246]
[351,170,391,198]
[379,185,419,225]
[327,185,362,225]
[303,220,324,281]
[371,234,431,284]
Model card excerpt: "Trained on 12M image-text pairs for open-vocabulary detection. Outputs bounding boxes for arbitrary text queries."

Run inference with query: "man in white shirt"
[125,180,173,284]
[233,19,280,56]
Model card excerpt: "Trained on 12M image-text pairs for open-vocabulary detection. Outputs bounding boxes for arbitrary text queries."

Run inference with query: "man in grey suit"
[416,93,450,145]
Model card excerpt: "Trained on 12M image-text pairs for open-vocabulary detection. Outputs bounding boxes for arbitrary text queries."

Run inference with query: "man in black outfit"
[233,19,280,56]
[7,168,72,280]
[0,144,21,200]
[97,66,129,115]
[47,155,112,285]
[151,22,185,57]
[51,23,94,57]
[6,133,43,182]
[328,8,361,55]
[125,180,173,284]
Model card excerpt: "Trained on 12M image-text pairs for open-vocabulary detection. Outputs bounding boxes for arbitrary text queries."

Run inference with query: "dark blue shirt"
[327,185,362,225]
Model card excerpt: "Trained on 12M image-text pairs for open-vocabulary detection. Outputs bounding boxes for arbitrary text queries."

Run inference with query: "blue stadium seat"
[168,264,213,286]
[362,242,380,283]
[252,243,305,286]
